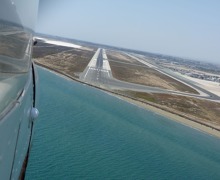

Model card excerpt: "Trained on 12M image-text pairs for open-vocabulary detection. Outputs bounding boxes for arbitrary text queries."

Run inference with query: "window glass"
[0,0,38,115]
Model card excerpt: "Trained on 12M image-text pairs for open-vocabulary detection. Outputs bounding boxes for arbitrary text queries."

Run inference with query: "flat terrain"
[33,42,73,58]
[119,91,220,126]
[34,43,95,78]
[107,51,198,94]
[33,41,220,132]
[178,73,220,96]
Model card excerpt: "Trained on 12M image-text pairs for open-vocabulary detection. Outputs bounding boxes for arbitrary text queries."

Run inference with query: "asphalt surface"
[80,48,112,86]
[96,49,103,68]
[80,49,220,101]
[131,54,220,101]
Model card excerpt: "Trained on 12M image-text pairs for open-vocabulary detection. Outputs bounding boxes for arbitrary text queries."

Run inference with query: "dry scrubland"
[33,44,220,132]
[33,43,95,78]
[107,50,220,129]
[118,91,220,127]
[107,51,198,94]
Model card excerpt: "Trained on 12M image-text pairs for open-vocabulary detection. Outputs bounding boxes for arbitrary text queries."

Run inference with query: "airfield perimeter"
[33,37,220,137]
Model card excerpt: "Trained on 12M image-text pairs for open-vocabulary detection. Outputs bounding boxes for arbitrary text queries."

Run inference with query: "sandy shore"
[37,64,220,138]
[116,95,220,138]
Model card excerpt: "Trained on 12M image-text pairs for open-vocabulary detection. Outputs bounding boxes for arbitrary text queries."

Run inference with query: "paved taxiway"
[80,49,220,101]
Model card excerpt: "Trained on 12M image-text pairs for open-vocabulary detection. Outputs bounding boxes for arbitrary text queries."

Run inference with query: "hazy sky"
[37,0,220,64]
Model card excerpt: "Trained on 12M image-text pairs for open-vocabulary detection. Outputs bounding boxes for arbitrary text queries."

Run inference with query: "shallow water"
[25,67,220,179]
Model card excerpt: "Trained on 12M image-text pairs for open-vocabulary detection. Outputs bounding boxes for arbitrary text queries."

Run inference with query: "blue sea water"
[25,67,220,179]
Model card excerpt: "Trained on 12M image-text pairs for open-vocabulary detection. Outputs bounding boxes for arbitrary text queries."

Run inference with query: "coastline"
[36,63,220,138]
[116,95,220,138]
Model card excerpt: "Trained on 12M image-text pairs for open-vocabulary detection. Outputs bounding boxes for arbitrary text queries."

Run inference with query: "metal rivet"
[31,107,39,120]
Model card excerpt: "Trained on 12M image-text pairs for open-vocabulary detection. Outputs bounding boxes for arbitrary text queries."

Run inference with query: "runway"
[80,48,112,86]
[80,49,220,101]
[125,53,220,101]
